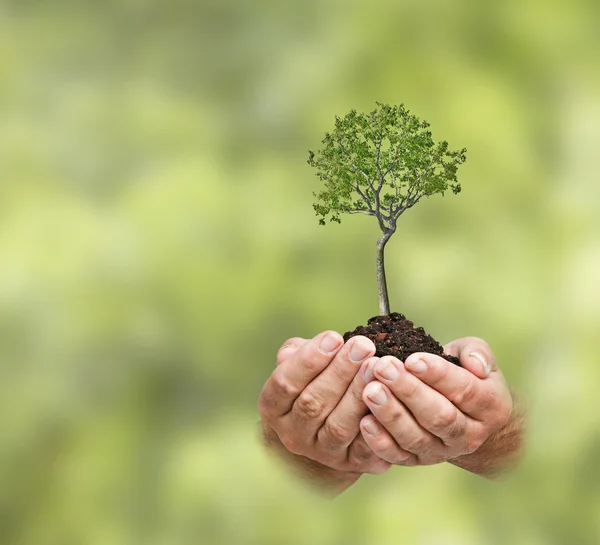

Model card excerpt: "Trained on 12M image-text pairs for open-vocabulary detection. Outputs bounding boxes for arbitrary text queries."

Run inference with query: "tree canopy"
[309,102,467,232]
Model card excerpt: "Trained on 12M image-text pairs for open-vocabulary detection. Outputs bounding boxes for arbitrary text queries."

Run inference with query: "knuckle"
[280,337,300,350]
[425,357,450,385]
[404,435,432,455]
[301,352,328,376]
[372,449,397,467]
[271,371,297,399]
[323,418,353,446]
[276,348,293,366]
[401,381,420,400]
[348,445,374,467]
[348,382,365,404]
[361,435,416,467]
[329,360,352,383]
[385,405,406,425]
[257,394,272,421]
[446,417,467,441]
[277,338,300,361]
[294,390,325,420]
[430,406,459,432]
[451,378,477,407]
[393,450,417,466]
[368,434,390,455]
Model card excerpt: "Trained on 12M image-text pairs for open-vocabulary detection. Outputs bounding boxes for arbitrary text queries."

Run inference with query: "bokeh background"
[1,0,600,543]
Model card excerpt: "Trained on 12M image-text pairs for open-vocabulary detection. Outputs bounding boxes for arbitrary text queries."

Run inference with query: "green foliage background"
[1,1,600,543]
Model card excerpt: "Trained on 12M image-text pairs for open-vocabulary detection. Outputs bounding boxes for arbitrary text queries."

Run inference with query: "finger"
[359,415,418,466]
[276,337,307,366]
[362,381,445,462]
[404,351,507,421]
[443,337,497,379]
[291,336,376,437]
[346,433,393,474]
[317,356,378,450]
[372,356,472,446]
[258,330,344,420]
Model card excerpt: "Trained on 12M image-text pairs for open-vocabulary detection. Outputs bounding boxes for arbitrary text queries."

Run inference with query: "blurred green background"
[1,0,600,543]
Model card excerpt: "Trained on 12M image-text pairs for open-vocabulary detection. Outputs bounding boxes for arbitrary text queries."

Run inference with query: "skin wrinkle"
[450,390,525,478]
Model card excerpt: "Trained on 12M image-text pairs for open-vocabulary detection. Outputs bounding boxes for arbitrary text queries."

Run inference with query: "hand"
[258,331,391,478]
[359,337,514,468]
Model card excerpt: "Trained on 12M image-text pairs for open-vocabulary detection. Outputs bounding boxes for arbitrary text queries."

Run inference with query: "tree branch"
[404,162,439,211]
[375,132,384,192]
[391,174,420,218]
[389,175,401,217]
[340,207,375,216]
[336,137,389,231]
[379,209,391,222]
[407,194,424,209]
[392,183,423,219]
[391,204,407,223]
[337,137,381,216]
[403,182,420,210]
[353,182,374,214]
[381,144,402,182]
[336,138,372,186]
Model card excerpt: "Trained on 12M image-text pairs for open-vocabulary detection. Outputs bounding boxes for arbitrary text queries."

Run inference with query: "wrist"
[258,421,362,496]
[449,393,525,479]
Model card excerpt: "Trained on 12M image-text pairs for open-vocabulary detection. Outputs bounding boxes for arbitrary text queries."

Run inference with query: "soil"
[343,312,461,366]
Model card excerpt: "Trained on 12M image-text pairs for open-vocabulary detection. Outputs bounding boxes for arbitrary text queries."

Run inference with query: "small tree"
[308,102,466,316]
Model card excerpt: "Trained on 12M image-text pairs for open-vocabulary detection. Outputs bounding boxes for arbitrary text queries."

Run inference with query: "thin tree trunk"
[376,230,394,316]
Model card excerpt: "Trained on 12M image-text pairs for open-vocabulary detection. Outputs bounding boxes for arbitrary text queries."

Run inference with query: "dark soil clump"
[343,312,460,366]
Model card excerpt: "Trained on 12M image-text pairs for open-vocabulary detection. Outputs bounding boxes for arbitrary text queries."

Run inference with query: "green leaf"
[308,102,466,230]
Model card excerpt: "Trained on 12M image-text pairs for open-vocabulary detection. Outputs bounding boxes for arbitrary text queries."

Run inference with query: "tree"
[308,102,467,316]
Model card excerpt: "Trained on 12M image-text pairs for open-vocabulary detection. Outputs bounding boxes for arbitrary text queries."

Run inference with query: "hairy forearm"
[449,392,526,479]
[258,421,361,496]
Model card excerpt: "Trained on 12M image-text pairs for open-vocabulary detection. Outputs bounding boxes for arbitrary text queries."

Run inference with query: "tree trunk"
[376,230,394,316]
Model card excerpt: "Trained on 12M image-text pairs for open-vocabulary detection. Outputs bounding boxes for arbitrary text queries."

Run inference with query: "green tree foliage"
[308,103,467,314]
[308,103,466,231]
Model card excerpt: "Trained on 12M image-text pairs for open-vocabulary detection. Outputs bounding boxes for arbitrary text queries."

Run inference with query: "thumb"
[443,337,496,379]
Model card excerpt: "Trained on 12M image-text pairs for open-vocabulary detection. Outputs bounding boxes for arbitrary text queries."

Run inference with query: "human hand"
[258,331,391,478]
[359,337,514,469]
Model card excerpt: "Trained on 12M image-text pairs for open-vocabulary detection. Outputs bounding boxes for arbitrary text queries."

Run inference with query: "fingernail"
[470,352,489,376]
[363,359,375,382]
[376,359,399,381]
[319,332,341,354]
[363,417,380,436]
[365,383,387,405]
[405,358,428,374]
[349,338,372,363]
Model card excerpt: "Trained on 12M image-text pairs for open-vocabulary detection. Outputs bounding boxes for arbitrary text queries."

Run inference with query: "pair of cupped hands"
[258,330,515,481]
